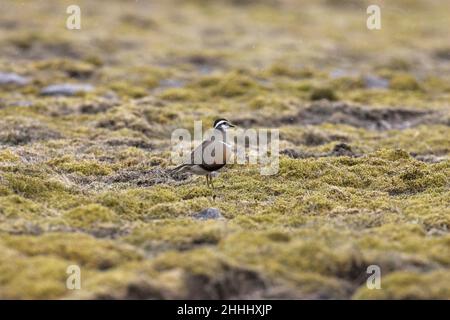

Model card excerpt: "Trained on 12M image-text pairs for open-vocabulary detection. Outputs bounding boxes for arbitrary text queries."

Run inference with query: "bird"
[170,118,235,189]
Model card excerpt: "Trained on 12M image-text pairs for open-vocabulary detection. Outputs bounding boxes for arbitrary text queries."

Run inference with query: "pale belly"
[189,165,211,176]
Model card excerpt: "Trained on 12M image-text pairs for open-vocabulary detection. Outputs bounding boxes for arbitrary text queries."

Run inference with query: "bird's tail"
[169,163,189,174]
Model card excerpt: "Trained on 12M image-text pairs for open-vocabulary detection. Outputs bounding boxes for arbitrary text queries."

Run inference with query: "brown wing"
[190,140,212,164]
[190,139,227,172]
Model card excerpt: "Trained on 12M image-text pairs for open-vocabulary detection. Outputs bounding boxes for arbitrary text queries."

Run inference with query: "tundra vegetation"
[0,0,449,299]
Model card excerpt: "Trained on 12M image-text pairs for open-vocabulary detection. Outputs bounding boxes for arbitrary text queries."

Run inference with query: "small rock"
[411,153,446,163]
[41,83,94,96]
[363,75,389,89]
[193,208,224,220]
[0,72,30,86]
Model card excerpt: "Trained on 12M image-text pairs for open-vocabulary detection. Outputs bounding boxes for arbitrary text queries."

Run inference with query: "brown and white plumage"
[171,119,235,188]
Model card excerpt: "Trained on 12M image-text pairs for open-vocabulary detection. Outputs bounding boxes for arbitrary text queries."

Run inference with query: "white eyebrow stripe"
[214,120,228,128]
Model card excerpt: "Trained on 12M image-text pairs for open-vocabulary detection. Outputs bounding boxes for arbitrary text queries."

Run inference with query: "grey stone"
[193,208,224,220]
[0,72,30,86]
[41,83,94,96]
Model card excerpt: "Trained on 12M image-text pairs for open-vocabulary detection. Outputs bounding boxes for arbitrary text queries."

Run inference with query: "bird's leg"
[210,174,215,190]
[205,175,210,188]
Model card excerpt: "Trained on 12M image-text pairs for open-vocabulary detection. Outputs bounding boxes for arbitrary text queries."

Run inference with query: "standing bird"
[170,119,235,188]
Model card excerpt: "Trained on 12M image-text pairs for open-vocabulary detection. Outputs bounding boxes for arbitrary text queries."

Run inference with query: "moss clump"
[35,59,95,79]
[177,185,212,199]
[1,233,142,269]
[3,173,67,199]
[422,213,450,231]
[0,150,20,162]
[63,204,119,229]
[373,149,411,161]
[0,185,12,196]
[389,74,421,91]
[220,230,366,281]
[267,63,313,78]
[125,219,225,251]
[330,76,365,90]
[146,198,211,219]
[209,72,258,97]
[0,253,70,299]
[382,58,412,71]
[283,272,351,299]
[0,195,45,218]
[386,164,448,195]
[149,248,267,299]
[248,95,288,111]
[109,81,147,98]
[48,156,113,176]
[98,187,180,220]
[310,87,337,101]
[278,151,448,195]
[159,88,198,101]
[353,270,450,299]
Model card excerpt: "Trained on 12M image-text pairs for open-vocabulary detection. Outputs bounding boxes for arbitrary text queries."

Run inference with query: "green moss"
[109,81,148,98]
[423,76,450,93]
[3,173,67,199]
[278,151,448,196]
[382,58,412,71]
[98,187,180,220]
[294,81,314,92]
[48,156,113,176]
[35,59,95,78]
[0,185,12,196]
[310,87,338,101]
[0,150,20,162]
[208,72,259,97]
[1,0,450,299]
[63,204,119,229]
[284,272,351,299]
[422,213,450,231]
[248,95,288,111]
[353,270,450,299]
[177,185,212,199]
[389,74,421,91]
[146,198,211,219]
[1,233,142,269]
[219,230,366,280]
[0,195,46,218]
[266,63,313,78]
[152,248,226,277]
[0,253,70,299]
[386,164,448,195]
[125,219,225,251]
[330,76,365,90]
[159,88,198,101]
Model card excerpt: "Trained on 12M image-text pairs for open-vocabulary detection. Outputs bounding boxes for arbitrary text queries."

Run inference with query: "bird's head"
[213,118,235,131]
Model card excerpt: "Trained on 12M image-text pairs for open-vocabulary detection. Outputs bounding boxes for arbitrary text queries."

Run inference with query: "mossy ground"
[0,0,449,299]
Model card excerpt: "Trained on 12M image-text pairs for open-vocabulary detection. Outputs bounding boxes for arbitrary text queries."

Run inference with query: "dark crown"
[213,118,229,128]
